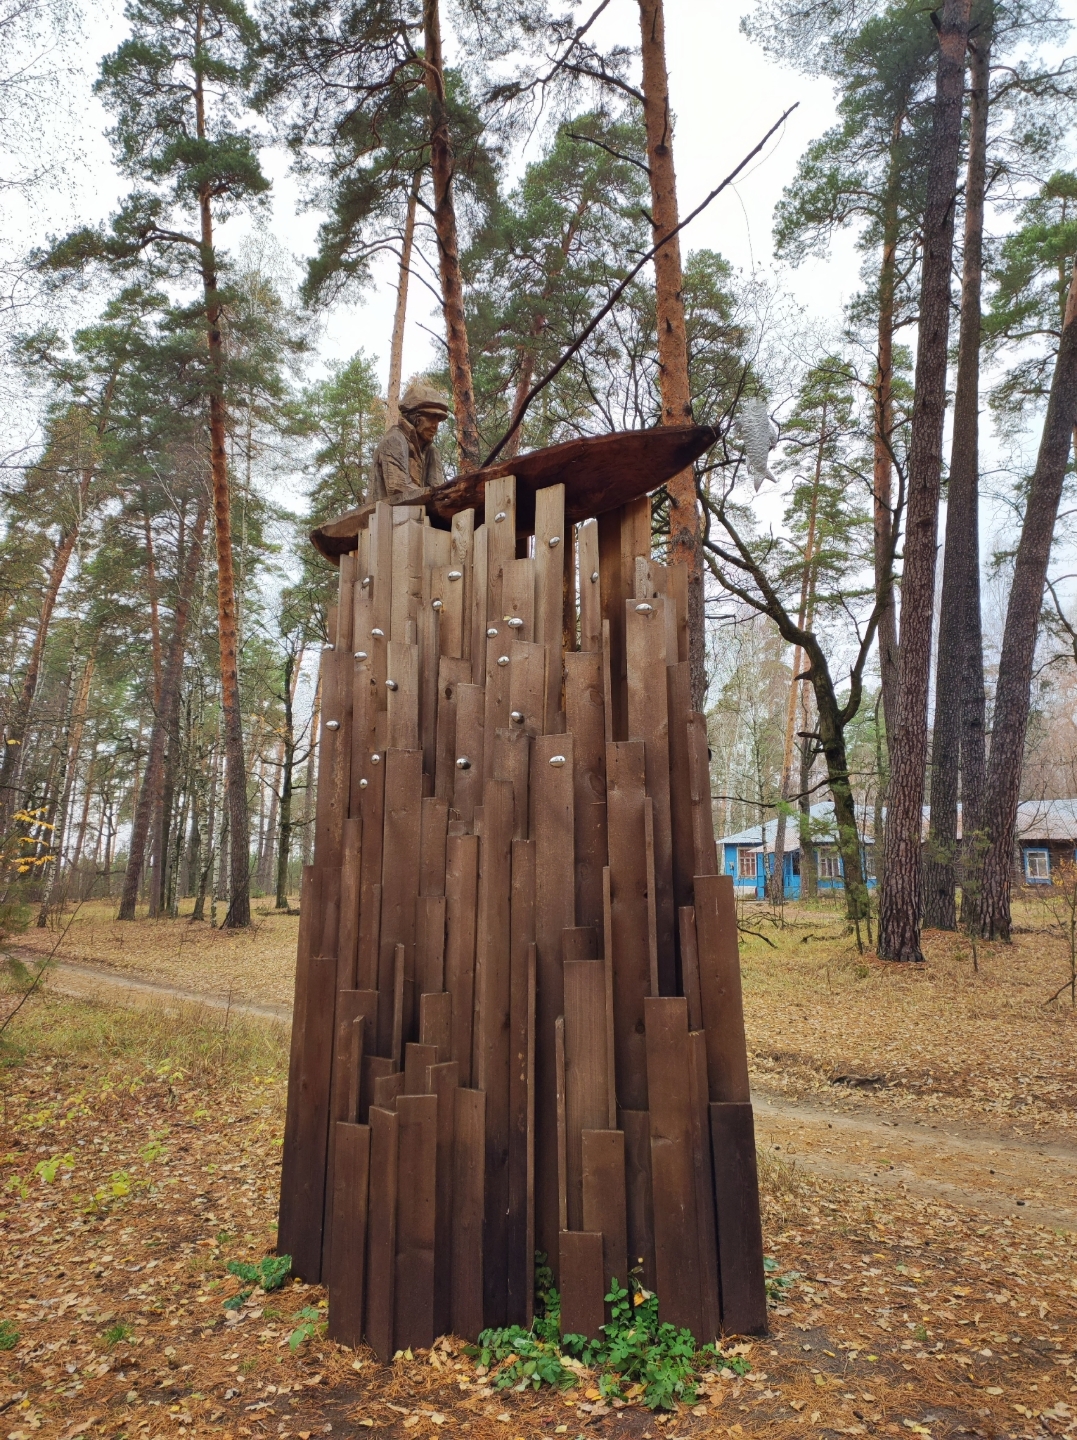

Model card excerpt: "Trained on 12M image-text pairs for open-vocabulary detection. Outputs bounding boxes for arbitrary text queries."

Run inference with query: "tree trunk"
[874,141,902,737]
[36,652,96,925]
[275,652,297,910]
[924,32,990,932]
[812,656,870,925]
[638,0,706,711]
[977,260,1077,939]
[798,691,818,899]
[142,499,163,708]
[118,495,209,920]
[422,0,480,468]
[878,0,972,963]
[387,170,421,428]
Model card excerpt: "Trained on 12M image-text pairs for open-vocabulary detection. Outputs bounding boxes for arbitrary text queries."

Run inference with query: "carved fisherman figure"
[369,381,451,502]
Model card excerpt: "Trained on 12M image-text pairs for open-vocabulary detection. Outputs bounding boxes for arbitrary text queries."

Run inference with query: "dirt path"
[31,955,1077,1234]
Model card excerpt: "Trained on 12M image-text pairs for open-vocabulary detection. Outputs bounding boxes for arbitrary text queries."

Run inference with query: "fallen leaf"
[59,1417,99,1440]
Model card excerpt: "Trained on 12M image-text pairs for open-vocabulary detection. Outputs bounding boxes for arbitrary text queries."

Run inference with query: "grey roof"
[718,802,872,850]
[1014,798,1077,842]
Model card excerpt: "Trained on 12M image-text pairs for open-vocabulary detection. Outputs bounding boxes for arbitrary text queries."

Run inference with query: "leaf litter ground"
[1,900,1075,1440]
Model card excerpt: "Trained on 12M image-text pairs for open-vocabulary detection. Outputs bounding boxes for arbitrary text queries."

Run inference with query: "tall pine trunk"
[386,169,420,427]
[924,33,990,931]
[874,135,902,736]
[638,0,706,710]
[422,0,480,468]
[878,0,972,962]
[977,260,1077,939]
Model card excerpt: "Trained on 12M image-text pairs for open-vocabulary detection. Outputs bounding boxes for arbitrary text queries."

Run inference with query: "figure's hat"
[399,380,449,417]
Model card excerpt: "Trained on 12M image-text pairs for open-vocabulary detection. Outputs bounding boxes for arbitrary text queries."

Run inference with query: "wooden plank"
[350,583,376,816]
[346,1017,364,1125]
[374,1070,405,1110]
[450,508,474,664]
[644,799,660,998]
[361,1055,394,1122]
[324,988,371,1273]
[626,596,675,994]
[578,520,601,653]
[377,749,423,1053]
[535,484,566,732]
[421,530,450,774]
[601,618,614,745]
[501,556,535,641]
[563,521,577,656]
[532,733,575,1269]
[710,1101,767,1336]
[597,498,649,742]
[427,1060,459,1337]
[564,650,607,933]
[372,502,394,638]
[507,840,535,1324]
[417,894,446,996]
[620,1108,656,1292]
[386,640,419,751]
[470,524,488,686]
[474,777,513,1329]
[581,1129,628,1299]
[356,748,385,994]
[678,907,703,1032]
[390,516,423,642]
[452,683,484,827]
[563,950,608,1231]
[337,816,362,992]
[485,476,517,602]
[634,556,679,664]
[391,942,405,1068]
[693,875,751,1103]
[434,657,471,804]
[451,1088,485,1340]
[645,995,703,1339]
[666,662,695,926]
[555,1016,568,1236]
[606,741,650,1111]
[688,713,718,876]
[327,1120,370,1348]
[558,1231,605,1342]
[506,637,545,740]
[404,1042,439,1094]
[444,834,479,1085]
[313,648,348,869]
[419,990,451,1059]
[432,562,464,660]
[394,1093,437,1351]
[482,634,513,788]
[689,1031,721,1344]
[492,724,531,841]
[602,868,616,1128]
[364,1105,398,1363]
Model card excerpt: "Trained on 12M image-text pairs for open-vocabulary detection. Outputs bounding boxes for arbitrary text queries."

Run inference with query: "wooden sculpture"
[278,426,767,1361]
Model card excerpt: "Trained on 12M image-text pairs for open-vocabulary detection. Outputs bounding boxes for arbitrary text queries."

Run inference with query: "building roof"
[718,802,873,851]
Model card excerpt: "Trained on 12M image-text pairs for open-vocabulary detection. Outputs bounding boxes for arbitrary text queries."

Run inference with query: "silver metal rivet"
[448,570,462,581]
[385,679,398,691]
[432,598,444,610]
[354,650,368,661]
[362,575,372,587]
[591,571,599,583]
[371,753,381,764]
[325,720,340,731]
[494,510,507,523]
[549,535,560,547]
[508,616,524,628]
[359,778,369,790]
[487,626,498,637]
[510,710,524,724]
[497,655,510,666]
[456,756,471,770]
[549,754,566,767]
[635,602,653,614]
[371,627,384,638]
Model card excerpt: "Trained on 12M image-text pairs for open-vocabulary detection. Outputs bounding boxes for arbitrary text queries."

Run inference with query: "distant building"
[717,797,1077,900]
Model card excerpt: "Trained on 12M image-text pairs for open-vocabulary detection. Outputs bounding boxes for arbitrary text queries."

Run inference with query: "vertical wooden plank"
[420,796,449,894]
[491,724,530,841]
[378,750,423,1053]
[563,951,608,1231]
[474,777,513,1329]
[373,1069,405,1111]
[404,1041,439,1094]
[346,1018,364,1124]
[470,525,488,686]
[507,839,536,1325]
[452,683,484,827]
[482,634,512,788]
[337,816,362,992]
[501,556,535,641]
[644,799,660,998]
[360,1055,394,1123]
[432,562,464,661]
[419,990,451,1058]
[688,713,718,876]
[563,521,577,656]
[416,898,446,1011]
[667,662,695,926]
[693,874,751,1103]
[313,649,348,869]
[634,556,679,665]
[620,1108,656,1292]
[325,988,373,1274]
[601,618,614,745]
[678,907,703,1032]
[327,1121,370,1348]
[386,640,419,751]
[434,657,471,803]
[564,650,607,933]
[450,508,474,664]
[555,1015,568,1236]
[451,1088,486,1341]
[506,637,545,740]
[532,733,575,1269]
[688,1031,722,1344]
[602,868,617,1128]
[427,1060,459,1337]
[365,1105,398,1363]
[421,528,450,774]
[351,585,376,816]
[444,834,479,1085]
[485,476,517,613]
[356,750,385,994]
[606,741,649,1110]
[393,1093,437,1351]
[535,484,566,732]
[372,502,394,638]
[598,498,649,743]
[581,1129,628,1298]
[558,1231,606,1341]
[578,520,601,653]
[645,995,704,1339]
[626,597,675,994]
[390,516,423,642]
[710,1101,767,1336]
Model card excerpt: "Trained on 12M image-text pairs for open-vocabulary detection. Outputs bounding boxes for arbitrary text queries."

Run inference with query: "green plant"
[763,1256,798,1303]
[226,1254,292,1292]
[0,1320,19,1351]
[85,1170,131,1213]
[140,1138,167,1164]
[288,1306,325,1350]
[914,1323,929,1343]
[103,1322,133,1346]
[223,1289,252,1312]
[34,1153,76,1184]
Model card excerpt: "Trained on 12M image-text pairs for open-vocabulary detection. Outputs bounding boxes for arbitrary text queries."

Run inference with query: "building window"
[1025,849,1050,881]
[817,849,842,881]
[738,849,757,880]
[864,846,876,878]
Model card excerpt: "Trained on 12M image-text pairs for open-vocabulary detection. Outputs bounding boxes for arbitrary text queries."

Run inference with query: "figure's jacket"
[369,416,448,502]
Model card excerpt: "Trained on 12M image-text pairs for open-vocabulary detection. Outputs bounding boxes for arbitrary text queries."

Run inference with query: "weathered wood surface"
[558,1230,606,1341]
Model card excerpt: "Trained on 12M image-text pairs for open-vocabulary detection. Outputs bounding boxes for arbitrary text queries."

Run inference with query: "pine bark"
[637,0,706,710]
[118,496,210,920]
[976,261,1077,939]
[878,0,972,963]
[923,33,990,931]
[422,0,480,468]
[386,170,421,428]
[874,141,902,737]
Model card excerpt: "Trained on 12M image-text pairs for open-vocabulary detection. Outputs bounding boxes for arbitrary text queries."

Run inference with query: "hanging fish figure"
[735,396,779,491]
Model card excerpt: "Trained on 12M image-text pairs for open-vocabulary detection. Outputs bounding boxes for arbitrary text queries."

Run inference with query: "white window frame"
[817,849,842,881]
[737,848,758,880]
[1025,848,1050,881]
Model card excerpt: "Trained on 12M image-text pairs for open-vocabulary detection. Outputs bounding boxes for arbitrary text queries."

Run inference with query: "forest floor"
[1,899,1075,1440]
